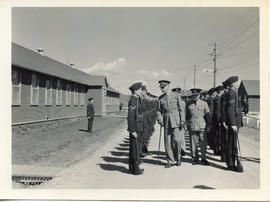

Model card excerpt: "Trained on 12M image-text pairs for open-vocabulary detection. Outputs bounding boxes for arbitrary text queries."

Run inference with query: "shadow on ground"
[193,185,215,189]
[97,163,130,174]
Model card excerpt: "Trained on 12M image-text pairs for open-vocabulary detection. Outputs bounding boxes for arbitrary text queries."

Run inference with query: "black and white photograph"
[0,0,269,200]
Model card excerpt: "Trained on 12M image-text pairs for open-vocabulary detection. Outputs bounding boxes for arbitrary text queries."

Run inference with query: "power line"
[216,7,256,44]
[218,57,259,71]
[219,18,259,53]
[218,8,259,48]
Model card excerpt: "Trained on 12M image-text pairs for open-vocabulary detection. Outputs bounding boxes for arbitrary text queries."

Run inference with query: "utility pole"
[213,42,217,87]
[183,76,186,96]
[193,65,196,88]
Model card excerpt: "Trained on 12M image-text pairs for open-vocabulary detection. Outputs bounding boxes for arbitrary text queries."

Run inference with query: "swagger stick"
[157,125,162,164]
[236,134,244,172]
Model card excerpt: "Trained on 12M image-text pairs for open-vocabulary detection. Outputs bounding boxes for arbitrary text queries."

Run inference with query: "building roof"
[241,80,260,96]
[12,43,107,87]
[107,86,119,94]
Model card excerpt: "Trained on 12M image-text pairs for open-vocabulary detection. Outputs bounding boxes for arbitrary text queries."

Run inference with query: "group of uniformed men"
[127,76,243,175]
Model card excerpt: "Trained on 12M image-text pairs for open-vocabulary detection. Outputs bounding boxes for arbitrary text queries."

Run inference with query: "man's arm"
[156,98,163,126]
[127,96,137,133]
[177,93,186,123]
[214,96,221,122]
[204,102,212,126]
[226,91,236,127]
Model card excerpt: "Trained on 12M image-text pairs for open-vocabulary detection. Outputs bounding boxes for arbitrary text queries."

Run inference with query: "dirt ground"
[12,116,126,167]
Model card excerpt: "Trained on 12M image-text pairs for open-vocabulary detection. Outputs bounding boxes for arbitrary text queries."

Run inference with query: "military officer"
[186,88,211,165]
[206,87,216,150]
[141,85,158,155]
[156,80,186,168]
[172,87,181,93]
[87,98,95,132]
[224,76,243,172]
[172,87,187,157]
[220,80,229,162]
[213,85,225,155]
[127,82,144,175]
[199,90,208,101]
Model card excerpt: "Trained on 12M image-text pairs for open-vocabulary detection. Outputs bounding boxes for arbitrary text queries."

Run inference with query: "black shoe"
[140,153,146,158]
[134,168,144,175]
[192,159,198,165]
[181,150,186,156]
[226,166,236,171]
[176,160,181,166]
[142,145,148,153]
[165,163,173,168]
[202,159,210,166]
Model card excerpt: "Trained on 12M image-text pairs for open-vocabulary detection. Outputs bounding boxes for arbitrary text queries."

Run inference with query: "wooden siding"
[12,66,89,123]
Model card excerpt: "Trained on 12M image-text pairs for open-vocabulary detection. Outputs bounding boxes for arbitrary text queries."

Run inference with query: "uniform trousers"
[226,127,238,167]
[137,133,143,156]
[164,126,185,164]
[220,125,228,161]
[213,122,221,153]
[87,117,94,132]
[142,116,151,148]
[189,130,207,161]
[129,133,141,174]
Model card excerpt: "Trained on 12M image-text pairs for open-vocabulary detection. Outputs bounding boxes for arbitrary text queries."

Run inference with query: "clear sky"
[12,7,259,95]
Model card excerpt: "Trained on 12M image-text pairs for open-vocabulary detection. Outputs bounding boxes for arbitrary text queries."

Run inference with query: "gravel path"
[37,125,260,189]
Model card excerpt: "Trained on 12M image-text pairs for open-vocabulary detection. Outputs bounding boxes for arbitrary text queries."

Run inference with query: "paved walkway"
[36,124,259,189]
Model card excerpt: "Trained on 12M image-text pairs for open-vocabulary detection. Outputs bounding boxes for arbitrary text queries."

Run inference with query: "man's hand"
[179,121,185,128]
[132,132,138,138]
[158,120,163,127]
[231,126,238,132]
[223,122,228,130]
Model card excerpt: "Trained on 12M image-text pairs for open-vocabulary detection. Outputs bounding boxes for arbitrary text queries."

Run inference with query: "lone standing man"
[87,98,95,132]
[157,80,186,168]
[186,88,211,165]
[127,82,144,175]
[225,76,243,172]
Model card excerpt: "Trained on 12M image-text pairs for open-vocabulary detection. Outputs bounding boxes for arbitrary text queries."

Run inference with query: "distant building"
[119,94,130,107]
[238,80,260,114]
[12,43,120,124]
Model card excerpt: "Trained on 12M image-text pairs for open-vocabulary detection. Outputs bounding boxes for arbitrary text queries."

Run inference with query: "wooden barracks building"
[12,43,120,124]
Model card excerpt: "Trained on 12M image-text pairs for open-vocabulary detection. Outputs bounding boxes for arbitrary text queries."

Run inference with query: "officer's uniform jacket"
[157,91,186,129]
[225,89,243,128]
[206,96,214,117]
[213,94,221,124]
[220,91,228,123]
[87,103,95,118]
[127,94,144,133]
[142,95,157,124]
[186,99,211,131]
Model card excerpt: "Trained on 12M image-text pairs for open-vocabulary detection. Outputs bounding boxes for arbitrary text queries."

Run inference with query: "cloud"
[85,58,127,75]
[137,69,170,79]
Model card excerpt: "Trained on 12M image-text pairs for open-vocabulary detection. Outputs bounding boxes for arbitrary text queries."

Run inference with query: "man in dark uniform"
[213,85,225,155]
[127,82,144,175]
[141,85,158,155]
[199,90,208,101]
[186,88,211,165]
[206,87,216,150]
[87,98,95,132]
[157,80,186,168]
[220,80,229,162]
[224,76,243,172]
